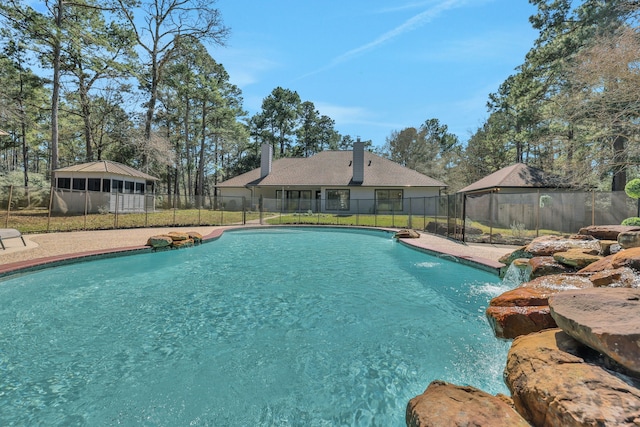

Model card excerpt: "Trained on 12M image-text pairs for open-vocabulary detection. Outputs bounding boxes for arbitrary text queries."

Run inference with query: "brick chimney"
[260,144,272,178]
[352,139,364,184]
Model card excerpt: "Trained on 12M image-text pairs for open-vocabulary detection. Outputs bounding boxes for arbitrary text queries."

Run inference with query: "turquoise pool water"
[0,228,511,426]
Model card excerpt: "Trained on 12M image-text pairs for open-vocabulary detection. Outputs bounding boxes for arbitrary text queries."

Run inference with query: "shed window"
[102,179,111,192]
[57,177,71,189]
[114,180,124,193]
[135,182,145,194]
[72,178,86,191]
[125,181,135,194]
[87,178,101,192]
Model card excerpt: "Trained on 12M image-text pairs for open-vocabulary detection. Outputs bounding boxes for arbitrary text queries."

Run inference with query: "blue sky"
[213,0,539,148]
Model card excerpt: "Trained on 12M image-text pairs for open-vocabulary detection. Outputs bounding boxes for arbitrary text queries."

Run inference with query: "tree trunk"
[196,101,207,198]
[50,0,63,176]
[78,74,94,162]
[611,134,627,191]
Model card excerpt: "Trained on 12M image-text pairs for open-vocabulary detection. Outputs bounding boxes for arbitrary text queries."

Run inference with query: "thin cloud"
[298,0,470,80]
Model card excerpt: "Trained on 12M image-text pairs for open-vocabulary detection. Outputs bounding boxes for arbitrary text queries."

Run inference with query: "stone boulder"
[525,235,601,257]
[505,329,640,427]
[579,224,640,240]
[619,231,640,249]
[498,246,532,266]
[520,274,593,291]
[612,247,640,271]
[187,231,203,243]
[588,267,639,287]
[489,286,559,307]
[486,305,556,340]
[395,229,420,239]
[172,238,194,248]
[146,235,173,248]
[599,239,620,256]
[528,256,575,278]
[486,274,593,339]
[577,255,615,273]
[406,380,530,427]
[552,248,602,269]
[167,231,190,241]
[550,288,640,376]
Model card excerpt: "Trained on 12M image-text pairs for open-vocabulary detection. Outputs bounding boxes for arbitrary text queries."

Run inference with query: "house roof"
[55,160,159,181]
[217,150,447,188]
[0,129,9,136]
[458,163,567,194]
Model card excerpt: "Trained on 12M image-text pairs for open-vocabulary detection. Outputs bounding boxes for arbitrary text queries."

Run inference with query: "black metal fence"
[1,185,637,244]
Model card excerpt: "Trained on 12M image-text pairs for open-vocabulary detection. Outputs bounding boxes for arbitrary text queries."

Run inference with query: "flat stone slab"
[526,235,601,257]
[579,225,640,240]
[506,329,640,427]
[550,288,640,375]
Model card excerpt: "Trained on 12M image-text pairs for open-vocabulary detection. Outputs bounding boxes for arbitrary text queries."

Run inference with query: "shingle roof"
[217,150,446,188]
[55,160,159,181]
[458,163,566,193]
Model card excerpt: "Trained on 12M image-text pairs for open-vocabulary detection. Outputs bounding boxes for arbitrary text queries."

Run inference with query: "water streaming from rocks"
[501,262,531,289]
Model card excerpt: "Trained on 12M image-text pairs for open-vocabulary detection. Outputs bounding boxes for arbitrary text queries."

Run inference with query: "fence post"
[243,197,246,225]
[84,189,89,230]
[114,191,119,229]
[489,192,494,244]
[592,191,595,225]
[220,196,224,225]
[5,185,12,228]
[46,186,54,232]
[535,190,540,237]
[172,193,177,226]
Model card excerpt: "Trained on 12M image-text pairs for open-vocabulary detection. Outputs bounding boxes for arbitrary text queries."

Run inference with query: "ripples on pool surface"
[0,227,511,426]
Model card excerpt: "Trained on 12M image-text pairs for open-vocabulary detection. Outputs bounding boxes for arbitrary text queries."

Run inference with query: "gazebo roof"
[458,163,568,194]
[55,160,159,181]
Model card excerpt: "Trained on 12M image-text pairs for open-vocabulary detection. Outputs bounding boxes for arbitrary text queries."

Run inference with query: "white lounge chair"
[0,228,26,250]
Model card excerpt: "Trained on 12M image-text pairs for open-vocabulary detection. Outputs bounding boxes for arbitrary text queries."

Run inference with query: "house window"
[57,177,71,189]
[276,190,312,211]
[72,178,86,191]
[326,189,350,211]
[125,181,135,194]
[87,178,101,192]
[102,179,111,192]
[135,182,145,194]
[375,189,403,212]
[114,180,124,193]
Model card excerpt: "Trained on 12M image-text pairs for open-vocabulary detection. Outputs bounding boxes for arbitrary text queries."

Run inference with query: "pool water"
[0,228,511,426]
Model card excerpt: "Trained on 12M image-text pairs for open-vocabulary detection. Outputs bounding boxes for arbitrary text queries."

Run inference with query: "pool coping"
[0,225,506,279]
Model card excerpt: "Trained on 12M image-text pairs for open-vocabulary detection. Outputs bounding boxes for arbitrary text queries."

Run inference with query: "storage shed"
[53,161,158,214]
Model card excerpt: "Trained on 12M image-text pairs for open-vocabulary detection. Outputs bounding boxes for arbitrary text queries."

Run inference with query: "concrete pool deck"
[0,226,519,277]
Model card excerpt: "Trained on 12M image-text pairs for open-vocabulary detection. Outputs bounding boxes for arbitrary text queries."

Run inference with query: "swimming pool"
[0,227,511,426]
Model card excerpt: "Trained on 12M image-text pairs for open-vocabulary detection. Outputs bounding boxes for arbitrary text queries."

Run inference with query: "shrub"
[625,179,640,199]
[622,217,640,226]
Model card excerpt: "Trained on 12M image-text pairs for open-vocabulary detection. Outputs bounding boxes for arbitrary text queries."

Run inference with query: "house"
[52,160,159,214]
[216,142,447,214]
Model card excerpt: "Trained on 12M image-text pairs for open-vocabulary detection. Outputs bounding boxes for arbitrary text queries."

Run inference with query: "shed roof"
[217,150,447,188]
[55,160,159,181]
[0,129,9,136]
[458,163,567,194]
